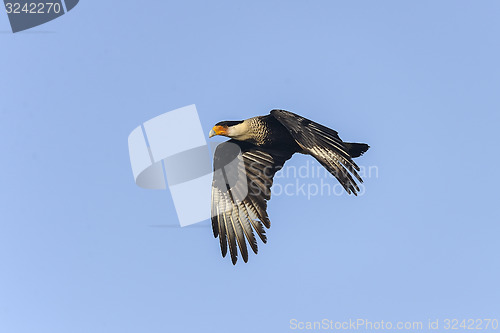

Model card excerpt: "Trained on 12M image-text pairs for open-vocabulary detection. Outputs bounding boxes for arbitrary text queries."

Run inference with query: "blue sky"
[1,1,499,332]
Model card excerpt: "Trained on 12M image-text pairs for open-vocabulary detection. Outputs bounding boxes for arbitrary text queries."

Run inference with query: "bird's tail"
[271,109,370,195]
[343,142,370,158]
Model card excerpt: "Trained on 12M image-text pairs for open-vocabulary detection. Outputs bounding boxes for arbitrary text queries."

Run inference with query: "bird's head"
[209,120,245,138]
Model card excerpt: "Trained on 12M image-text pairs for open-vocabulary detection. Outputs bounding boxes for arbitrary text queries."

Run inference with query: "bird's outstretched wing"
[271,109,368,195]
[211,140,293,264]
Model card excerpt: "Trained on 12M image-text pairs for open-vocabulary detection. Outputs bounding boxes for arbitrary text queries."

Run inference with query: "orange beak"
[209,125,228,138]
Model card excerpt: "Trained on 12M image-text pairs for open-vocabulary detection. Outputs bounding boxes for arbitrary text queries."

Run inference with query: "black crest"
[215,120,243,127]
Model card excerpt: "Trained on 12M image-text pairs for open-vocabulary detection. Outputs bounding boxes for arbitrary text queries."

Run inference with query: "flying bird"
[209,109,369,264]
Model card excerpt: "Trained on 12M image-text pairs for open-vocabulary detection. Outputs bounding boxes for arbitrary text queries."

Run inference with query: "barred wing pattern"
[271,109,365,195]
[211,140,293,264]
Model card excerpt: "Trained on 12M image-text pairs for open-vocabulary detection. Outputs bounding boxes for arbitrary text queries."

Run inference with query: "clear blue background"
[1,1,499,332]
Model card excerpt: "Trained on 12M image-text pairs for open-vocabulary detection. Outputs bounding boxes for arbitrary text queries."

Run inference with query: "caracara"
[209,109,369,264]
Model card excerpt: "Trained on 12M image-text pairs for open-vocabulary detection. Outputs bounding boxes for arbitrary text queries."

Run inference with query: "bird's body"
[214,115,296,148]
[209,109,369,264]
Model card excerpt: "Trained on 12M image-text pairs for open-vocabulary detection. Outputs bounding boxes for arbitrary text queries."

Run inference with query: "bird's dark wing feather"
[271,109,365,195]
[211,139,293,264]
